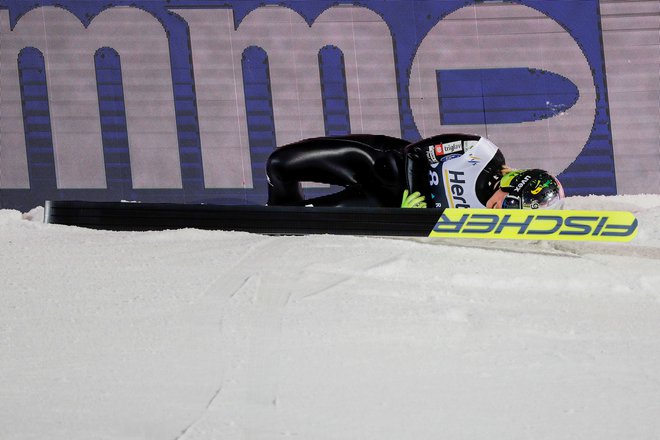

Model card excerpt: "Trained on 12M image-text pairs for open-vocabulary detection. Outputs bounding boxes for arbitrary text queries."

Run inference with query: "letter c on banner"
[409,3,596,175]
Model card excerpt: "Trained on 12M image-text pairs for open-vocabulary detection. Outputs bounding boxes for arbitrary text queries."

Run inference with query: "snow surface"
[2,195,660,440]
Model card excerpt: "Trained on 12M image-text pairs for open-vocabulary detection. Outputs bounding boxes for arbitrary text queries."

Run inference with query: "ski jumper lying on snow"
[266,133,564,210]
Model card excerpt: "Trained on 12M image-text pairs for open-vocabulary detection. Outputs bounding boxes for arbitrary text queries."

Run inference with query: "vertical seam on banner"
[472,4,489,139]
[227,12,248,189]
[350,8,363,133]
[40,7,58,186]
[290,12,303,141]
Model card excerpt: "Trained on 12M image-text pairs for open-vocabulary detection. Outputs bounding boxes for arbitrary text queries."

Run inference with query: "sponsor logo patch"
[434,141,463,156]
[426,146,438,163]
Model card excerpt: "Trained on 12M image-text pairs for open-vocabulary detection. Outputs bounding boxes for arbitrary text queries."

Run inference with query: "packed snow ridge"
[2,194,660,440]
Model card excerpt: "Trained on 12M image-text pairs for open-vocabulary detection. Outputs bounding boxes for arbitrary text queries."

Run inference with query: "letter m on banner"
[0,7,180,190]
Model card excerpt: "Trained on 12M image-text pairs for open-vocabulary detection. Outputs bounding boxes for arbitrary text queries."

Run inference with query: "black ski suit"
[265,133,505,208]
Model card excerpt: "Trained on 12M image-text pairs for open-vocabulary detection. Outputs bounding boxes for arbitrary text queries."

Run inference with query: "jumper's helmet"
[500,169,564,209]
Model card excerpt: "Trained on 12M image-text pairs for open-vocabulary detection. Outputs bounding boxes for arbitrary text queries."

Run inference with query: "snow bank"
[1,195,660,440]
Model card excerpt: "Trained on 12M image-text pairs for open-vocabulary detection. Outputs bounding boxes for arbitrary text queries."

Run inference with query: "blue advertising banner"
[0,0,657,211]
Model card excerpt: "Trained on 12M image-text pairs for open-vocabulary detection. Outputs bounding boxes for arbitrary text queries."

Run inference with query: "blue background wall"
[1,0,658,211]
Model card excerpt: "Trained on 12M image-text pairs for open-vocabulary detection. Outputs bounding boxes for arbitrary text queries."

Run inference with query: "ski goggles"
[501,192,563,210]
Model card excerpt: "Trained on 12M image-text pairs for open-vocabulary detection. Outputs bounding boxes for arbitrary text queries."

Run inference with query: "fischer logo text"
[430,209,638,242]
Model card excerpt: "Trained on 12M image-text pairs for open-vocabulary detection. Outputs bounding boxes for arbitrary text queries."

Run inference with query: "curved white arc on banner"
[4,7,106,189]
[409,3,597,175]
[237,6,400,144]
[172,8,253,189]
[90,7,181,189]
[0,10,30,188]
[175,5,399,188]
[2,6,181,189]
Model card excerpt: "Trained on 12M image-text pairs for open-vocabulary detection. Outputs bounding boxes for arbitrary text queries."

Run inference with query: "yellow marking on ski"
[429,209,638,242]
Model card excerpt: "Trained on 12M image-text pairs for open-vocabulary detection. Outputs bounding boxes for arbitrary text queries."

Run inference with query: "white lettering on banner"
[0,7,181,189]
[172,6,400,188]
[409,3,596,176]
[1,3,656,193]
